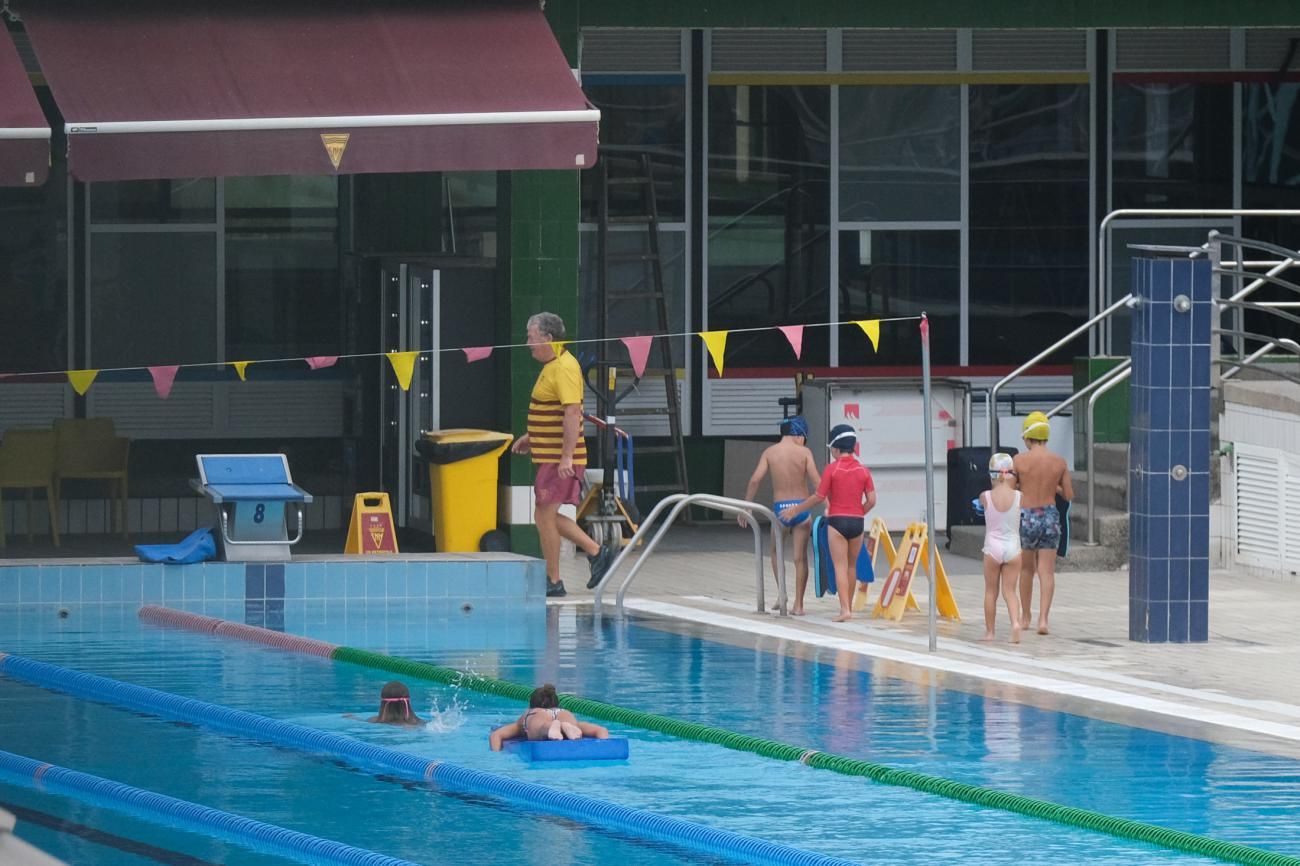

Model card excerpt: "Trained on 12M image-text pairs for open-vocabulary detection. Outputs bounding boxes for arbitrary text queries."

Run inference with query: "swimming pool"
[2,596,1299,866]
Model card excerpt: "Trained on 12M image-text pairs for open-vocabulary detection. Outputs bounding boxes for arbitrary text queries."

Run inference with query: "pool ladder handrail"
[591,493,786,617]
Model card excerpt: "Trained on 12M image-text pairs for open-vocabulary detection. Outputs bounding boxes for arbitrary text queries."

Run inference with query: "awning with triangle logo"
[19,0,599,181]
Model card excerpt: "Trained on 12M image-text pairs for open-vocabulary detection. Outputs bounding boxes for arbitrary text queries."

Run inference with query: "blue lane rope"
[0,749,420,866]
[0,653,857,866]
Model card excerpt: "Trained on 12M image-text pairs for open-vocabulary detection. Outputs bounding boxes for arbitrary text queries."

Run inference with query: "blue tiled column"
[1129,254,1212,642]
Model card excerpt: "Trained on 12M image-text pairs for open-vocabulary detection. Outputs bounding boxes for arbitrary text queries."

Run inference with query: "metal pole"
[920,313,937,652]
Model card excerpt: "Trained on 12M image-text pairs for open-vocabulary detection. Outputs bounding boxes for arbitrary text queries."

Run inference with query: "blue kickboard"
[1056,495,1071,559]
[503,737,629,762]
[135,528,217,564]
[812,517,873,598]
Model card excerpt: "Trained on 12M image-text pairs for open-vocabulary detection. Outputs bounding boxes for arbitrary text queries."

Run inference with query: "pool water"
[2,600,1298,865]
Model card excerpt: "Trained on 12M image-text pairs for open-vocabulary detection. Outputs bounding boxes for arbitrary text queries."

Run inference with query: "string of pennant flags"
[0,316,925,400]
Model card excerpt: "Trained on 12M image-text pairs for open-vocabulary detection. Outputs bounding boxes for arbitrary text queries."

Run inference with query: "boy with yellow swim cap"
[1012,411,1074,635]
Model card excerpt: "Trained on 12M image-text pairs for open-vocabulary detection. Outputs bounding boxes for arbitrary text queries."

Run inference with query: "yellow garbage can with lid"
[416,429,514,552]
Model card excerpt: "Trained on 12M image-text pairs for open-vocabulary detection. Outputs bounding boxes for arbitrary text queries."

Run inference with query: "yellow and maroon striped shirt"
[527,350,587,465]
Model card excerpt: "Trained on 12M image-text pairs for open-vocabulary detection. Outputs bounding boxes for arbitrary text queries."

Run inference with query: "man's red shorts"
[534,462,584,507]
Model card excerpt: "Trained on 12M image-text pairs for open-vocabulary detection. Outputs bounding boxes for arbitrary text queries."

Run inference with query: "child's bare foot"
[560,722,582,740]
[791,607,805,616]
[547,721,563,740]
[832,613,852,623]
[1010,626,1021,644]
[978,631,995,642]
[1037,622,1049,636]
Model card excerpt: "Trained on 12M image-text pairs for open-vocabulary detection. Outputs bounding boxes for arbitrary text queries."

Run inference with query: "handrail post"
[591,493,686,609]
[1086,367,1130,545]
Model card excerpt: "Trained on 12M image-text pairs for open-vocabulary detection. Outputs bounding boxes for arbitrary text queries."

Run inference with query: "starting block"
[872,522,960,623]
[190,454,312,562]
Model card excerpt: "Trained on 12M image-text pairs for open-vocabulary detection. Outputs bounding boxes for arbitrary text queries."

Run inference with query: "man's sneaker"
[586,545,617,589]
[546,580,567,598]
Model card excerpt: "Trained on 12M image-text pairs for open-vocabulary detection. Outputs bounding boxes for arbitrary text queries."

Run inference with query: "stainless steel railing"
[590,493,787,617]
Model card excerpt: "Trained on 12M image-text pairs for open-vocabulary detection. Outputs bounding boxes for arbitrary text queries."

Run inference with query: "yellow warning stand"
[344,492,399,555]
[871,522,959,623]
[852,517,899,612]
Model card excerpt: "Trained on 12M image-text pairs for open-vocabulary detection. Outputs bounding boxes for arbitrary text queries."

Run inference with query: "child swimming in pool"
[489,684,609,750]
[366,680,426,727]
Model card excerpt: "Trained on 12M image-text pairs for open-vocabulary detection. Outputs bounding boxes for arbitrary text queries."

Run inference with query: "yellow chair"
[54,418,131,538]
[0,428,60,548]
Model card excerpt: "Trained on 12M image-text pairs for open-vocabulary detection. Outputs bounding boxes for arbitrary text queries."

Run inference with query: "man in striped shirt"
[511,312,616,598]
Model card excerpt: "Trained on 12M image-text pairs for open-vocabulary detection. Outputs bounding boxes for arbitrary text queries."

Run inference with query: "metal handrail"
[590,493,787,617]
[1083,366,1131,545]
[986,293,1134,449]
[1044,358,1131,421]
[1221,338,1300,381]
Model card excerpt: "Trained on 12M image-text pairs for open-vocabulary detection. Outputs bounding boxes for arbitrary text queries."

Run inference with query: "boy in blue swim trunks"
[739,416,822,615]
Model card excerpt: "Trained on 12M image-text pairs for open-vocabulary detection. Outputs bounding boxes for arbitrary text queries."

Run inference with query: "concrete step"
[1092,442,1129,476]
[1071,470,1128,512]
[945,521,1128,572]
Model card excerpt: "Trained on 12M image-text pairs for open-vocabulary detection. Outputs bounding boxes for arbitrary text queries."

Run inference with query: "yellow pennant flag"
[699,330,729,377]
[386,351,418,391]
[67,369,99,396]
[231,361,252,381]
[855,319,881,352]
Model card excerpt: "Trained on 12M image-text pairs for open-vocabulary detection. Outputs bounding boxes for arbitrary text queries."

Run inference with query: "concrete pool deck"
[551,524,1300,759]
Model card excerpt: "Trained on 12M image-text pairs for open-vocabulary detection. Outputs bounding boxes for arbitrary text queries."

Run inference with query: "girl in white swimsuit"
[981,454,1023,644]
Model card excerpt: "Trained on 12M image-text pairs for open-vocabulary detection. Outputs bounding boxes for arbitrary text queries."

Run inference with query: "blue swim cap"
[780,415,809,437]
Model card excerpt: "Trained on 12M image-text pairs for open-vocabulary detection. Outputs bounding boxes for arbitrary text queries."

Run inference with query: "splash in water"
[423,693,468,733]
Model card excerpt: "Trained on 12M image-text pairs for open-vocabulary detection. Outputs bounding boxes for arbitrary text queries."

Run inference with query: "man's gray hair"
[526,312,566,342]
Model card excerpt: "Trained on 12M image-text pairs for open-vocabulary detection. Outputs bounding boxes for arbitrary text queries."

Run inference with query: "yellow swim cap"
[1022,411,1051,442]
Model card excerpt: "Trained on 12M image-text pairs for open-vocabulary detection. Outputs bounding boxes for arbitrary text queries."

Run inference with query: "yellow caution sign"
[852,517,898,612]
[872,522,959,622]
[344,492,399,555]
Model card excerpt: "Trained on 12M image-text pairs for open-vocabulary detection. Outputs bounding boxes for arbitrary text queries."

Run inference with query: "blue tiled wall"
[1129,254,1211,643]
[0,556,547,610]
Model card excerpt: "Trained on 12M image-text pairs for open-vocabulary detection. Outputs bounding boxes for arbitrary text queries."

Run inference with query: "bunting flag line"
[67,369,98,396]
[621,335,653,378]
[148,365,179,400]
[778,325,804,360]
[386,351,418,391]
[855,319,881,352]
[699,330,729,377]
[0,317,924,394]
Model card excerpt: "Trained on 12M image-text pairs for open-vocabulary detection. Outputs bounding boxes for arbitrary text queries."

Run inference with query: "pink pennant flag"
[778,325,804,359]
[148,365,180,400]
[462,346,493,363]
[305,356,338,370]
[620,335,653,378]
[919,315,930,346]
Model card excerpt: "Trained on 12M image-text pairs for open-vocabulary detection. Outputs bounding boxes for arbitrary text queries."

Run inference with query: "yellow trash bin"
[416,429,514,553]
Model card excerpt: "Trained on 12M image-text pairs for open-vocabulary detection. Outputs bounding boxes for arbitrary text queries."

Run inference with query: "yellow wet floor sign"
[852,518,905,612]
[345,492,399,554]
[872,522,959,622]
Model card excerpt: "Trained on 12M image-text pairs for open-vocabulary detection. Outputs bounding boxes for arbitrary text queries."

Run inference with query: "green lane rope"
[330,646,1299,866]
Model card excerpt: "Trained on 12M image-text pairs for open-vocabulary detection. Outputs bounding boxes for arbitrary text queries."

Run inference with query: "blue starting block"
[190,454,313,562]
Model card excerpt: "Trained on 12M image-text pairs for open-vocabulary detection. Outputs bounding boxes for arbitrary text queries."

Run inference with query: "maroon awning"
[21,0,599,181]
[0,28,49,186]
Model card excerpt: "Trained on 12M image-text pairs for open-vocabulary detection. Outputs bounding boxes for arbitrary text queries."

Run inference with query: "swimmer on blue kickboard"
[489,684,623,761]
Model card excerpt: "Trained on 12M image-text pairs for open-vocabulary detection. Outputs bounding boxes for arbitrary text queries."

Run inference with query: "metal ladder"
[594,152,689,509]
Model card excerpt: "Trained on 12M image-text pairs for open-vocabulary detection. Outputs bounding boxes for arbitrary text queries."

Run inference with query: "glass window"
[0,179,68,374]
[1112,82,1232,209]
[838,230,959,366]
[581,83,687,222]
[708,85,830,367]
[224,176,341,360]
[839,86,961,222]
[1240,82,1300,353]
[89,233,217,367]
[442,172,499,257]
[89,178,216,224]
[970,85,1090,365]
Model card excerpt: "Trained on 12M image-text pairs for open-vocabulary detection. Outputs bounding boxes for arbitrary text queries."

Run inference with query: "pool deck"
[552,524,1300,759]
